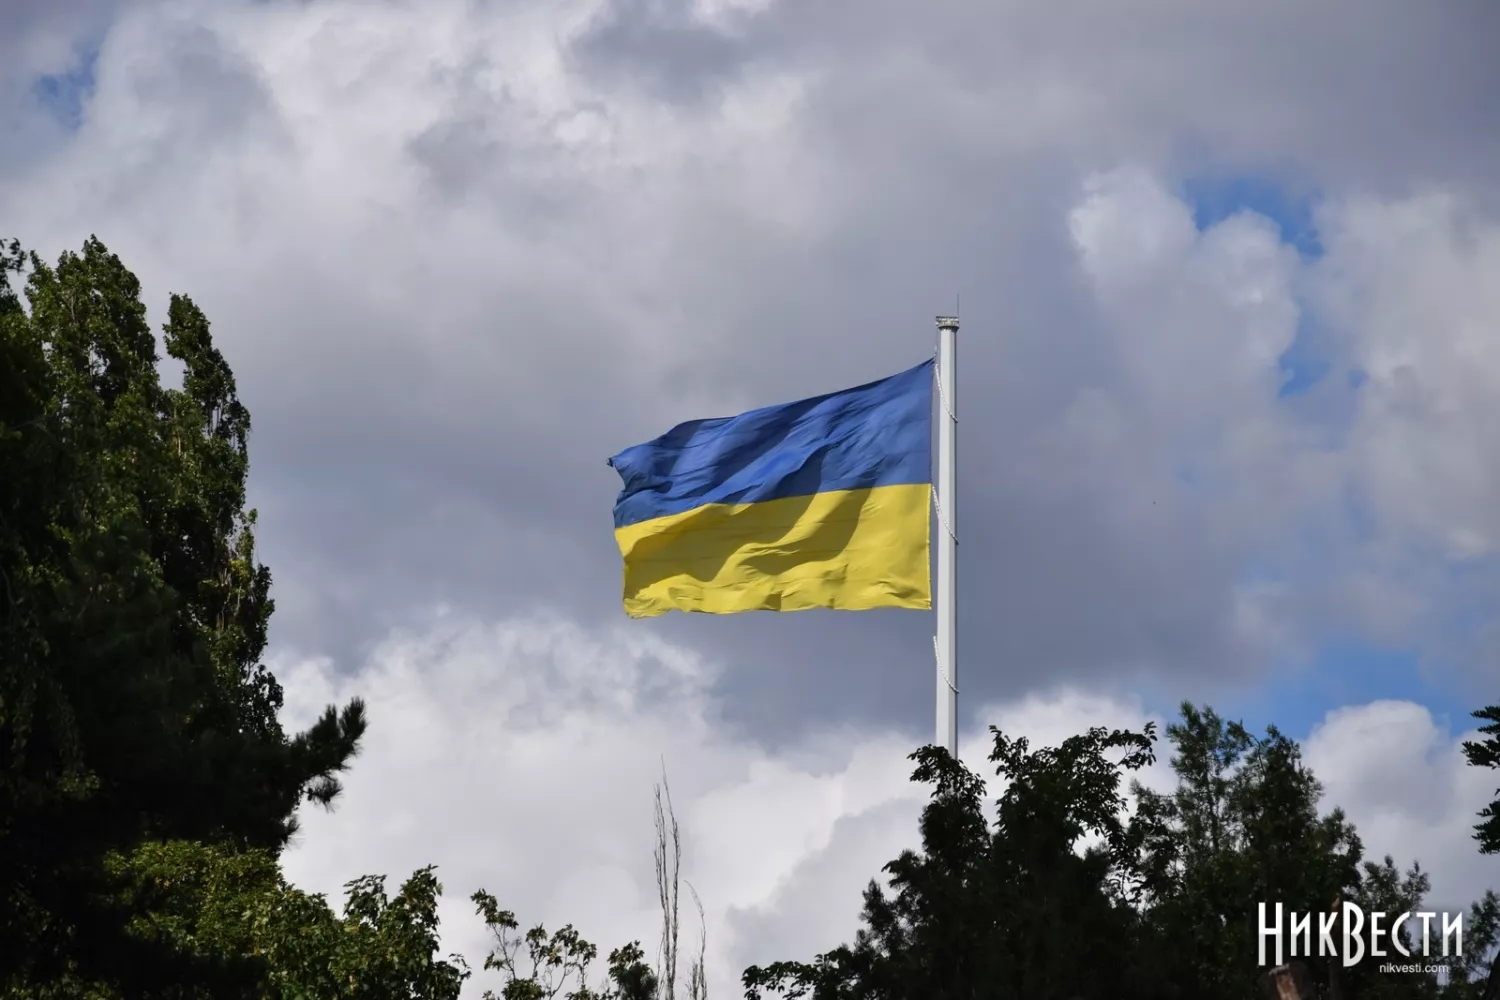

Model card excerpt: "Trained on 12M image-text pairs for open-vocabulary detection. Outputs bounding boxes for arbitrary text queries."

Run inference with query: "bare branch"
[686,881,707,1000]
[655,762,681,1000]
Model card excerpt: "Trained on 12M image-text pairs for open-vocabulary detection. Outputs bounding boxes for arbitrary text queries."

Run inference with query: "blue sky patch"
[31,45,100,131]
[1214,641,1475,747]
[1277,322,1332,397]
[1182,173,1325,260]
[1182,173,1331,396]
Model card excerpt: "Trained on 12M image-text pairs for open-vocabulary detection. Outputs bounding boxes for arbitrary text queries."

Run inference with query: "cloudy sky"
[5,0,1500,993]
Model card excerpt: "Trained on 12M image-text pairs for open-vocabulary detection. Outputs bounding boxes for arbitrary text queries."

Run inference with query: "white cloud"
[274,614,1183,997]
[1312,193,1500,562]
[1065,167,1303,463]
[1053,168,1500,670]
[279,615,1498,998]
[276,612,927,998]
[1306,700,1498,916]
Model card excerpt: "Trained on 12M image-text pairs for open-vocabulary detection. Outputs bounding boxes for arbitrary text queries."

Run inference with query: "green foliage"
[108,844,469,1000]
[277,867,470,1000]
[1130,704,1366,997]
[1442,890,1500,999]
[1464,705,1500,855]
[0,237,367,994]
[465,774,699,1000]
[744,703,1499,1000]
[742,723,1163,1000]
[1461,705,1500,1000]
[471,892,658,1000]
[1346,856,1440,1000]
[0,236,676,1000]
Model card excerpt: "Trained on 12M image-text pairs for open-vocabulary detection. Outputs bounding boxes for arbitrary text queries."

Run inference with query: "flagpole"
[935,315,959,756]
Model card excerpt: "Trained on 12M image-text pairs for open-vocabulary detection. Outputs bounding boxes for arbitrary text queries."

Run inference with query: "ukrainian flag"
[607,360,933,618]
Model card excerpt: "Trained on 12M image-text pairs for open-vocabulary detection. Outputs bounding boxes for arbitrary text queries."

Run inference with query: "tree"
[1461,704,1500,1000]
[740,704,1500,1000]
[0,236,366,993]
[288,866,471,1000]
[1347,855,1440,1000]
[1129,704,1371,998]
[470,893,656,1000]
[1440,890,1499,1000]
[1464,706,1500,855]
[91,844,469,1000]
[742,723,1163,1000]
[1,238,715,996]
[467,770,702,1000]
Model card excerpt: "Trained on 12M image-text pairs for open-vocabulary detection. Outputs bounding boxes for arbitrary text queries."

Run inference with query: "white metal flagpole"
[934,314,959,755]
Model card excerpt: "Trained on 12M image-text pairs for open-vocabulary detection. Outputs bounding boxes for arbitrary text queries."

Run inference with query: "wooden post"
[1260,961,1317,1000]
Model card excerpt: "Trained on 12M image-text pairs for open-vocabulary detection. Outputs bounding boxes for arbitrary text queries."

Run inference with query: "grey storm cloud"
[3,0,1499,746]
[568,0,755,105]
